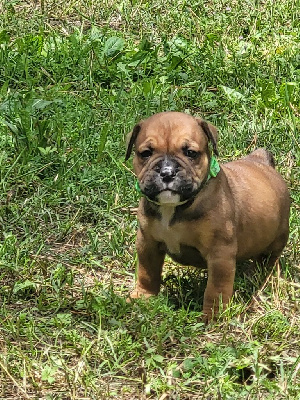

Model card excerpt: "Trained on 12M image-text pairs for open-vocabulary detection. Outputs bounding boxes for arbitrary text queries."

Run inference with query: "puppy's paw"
[126,289,155,303]
[202,308,214,324]
[202,302,222,323]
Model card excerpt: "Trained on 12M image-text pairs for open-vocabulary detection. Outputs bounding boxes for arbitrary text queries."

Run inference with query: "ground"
[0,1,299,399]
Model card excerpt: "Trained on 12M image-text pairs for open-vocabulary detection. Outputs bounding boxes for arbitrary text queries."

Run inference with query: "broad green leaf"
[103,37,124,58]
[13,279,36,294]
[220,85,246,101]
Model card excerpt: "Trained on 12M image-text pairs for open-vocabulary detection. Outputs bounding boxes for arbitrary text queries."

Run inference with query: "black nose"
[160,160,177,182]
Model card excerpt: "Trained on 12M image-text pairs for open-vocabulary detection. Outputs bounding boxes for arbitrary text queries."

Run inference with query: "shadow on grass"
[161,258,288,312]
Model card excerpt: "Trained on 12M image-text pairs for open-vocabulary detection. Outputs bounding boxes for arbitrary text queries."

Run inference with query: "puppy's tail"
[247,148,275,168]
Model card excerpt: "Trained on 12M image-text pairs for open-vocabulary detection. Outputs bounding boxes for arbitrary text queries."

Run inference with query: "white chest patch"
[159,204,176,228]
[163,232,181,255]
[156,205,180,255]
[150,191,184,255]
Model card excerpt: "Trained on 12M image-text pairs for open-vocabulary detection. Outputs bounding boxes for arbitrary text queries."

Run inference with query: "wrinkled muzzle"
[139,156,198,204]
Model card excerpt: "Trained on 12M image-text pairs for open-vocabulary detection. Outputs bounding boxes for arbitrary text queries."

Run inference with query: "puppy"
[125,112,290,320]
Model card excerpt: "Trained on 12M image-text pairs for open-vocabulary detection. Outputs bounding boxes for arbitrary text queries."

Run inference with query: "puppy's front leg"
[129,228,165,299]
[203,246,236,321]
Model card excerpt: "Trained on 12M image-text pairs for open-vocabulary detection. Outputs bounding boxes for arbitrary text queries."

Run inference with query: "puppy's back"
[222,148,290,260]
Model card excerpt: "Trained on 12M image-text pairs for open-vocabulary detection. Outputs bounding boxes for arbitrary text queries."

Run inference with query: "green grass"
[0,0,299,398]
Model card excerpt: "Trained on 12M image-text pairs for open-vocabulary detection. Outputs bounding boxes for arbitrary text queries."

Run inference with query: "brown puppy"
[125,111,290,321]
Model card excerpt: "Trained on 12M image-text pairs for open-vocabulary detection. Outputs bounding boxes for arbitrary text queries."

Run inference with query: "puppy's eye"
[139,149,153,159]
[183,148,199,159]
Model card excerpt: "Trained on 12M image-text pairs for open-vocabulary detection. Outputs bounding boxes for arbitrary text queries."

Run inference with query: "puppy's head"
[125,112,218,205]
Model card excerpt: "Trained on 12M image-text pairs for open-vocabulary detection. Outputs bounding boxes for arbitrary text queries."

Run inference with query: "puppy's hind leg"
[257,230,289,268]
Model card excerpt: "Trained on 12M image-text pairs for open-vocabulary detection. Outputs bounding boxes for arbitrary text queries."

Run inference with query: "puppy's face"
[126,112,218,205]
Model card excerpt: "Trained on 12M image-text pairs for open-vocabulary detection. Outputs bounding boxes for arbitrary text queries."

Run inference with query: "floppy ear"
[196,118,219,156]
[125,123,142,161]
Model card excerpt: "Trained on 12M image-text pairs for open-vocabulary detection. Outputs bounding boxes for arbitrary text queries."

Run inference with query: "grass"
[0,0,299,398]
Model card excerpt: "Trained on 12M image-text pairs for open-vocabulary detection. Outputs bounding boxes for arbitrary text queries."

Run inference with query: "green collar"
[206,155,220,181]
[135,179,143,194]
[135,155,220,202]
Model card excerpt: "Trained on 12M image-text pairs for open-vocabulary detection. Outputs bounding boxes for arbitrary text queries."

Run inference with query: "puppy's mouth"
[139,180,197,205]
[156,190,181,205]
